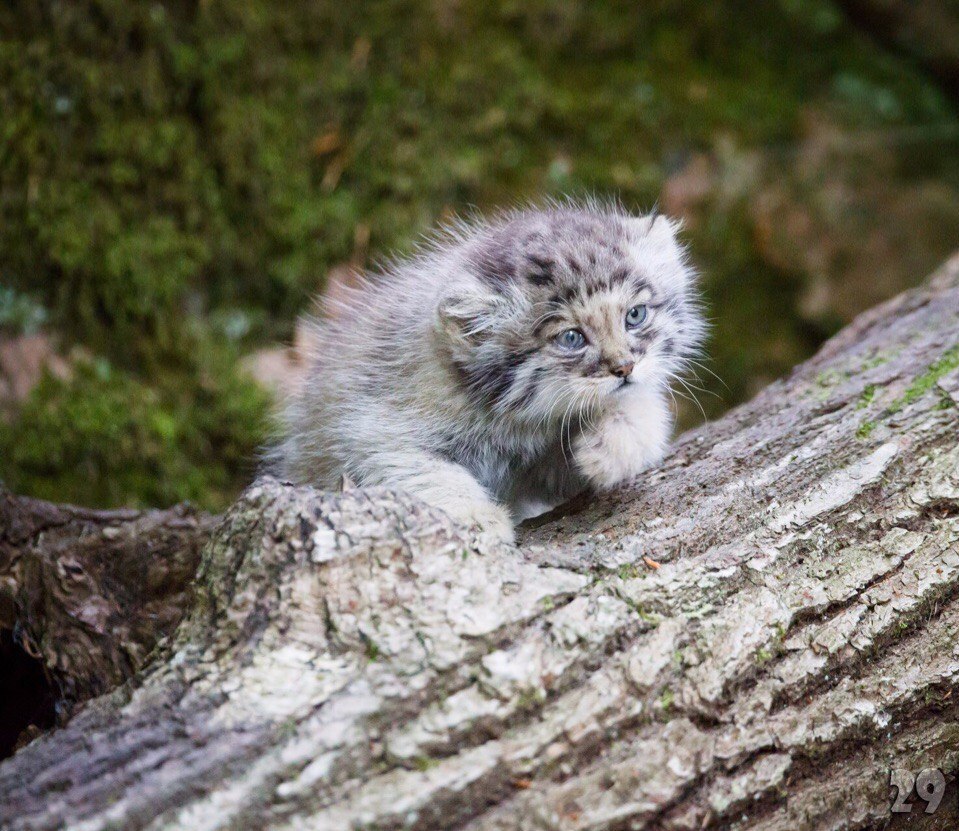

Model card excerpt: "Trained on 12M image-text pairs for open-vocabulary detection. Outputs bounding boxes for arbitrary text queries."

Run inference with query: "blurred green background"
[2,0,958,511]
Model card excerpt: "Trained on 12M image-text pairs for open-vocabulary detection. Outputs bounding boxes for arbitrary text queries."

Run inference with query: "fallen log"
[1,254,958,830]
[0,489,216,754]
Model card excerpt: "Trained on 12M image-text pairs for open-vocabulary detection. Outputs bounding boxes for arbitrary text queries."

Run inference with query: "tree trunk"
[1,255,959,831]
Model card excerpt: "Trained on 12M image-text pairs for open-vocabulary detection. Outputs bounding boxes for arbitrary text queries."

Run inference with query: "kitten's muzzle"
[609,359,635,378]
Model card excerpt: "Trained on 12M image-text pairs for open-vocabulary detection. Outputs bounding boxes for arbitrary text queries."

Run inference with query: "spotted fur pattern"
[270,201,706,541]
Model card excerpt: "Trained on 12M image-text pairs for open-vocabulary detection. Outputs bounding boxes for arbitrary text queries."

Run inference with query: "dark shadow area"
[0,627,56,760]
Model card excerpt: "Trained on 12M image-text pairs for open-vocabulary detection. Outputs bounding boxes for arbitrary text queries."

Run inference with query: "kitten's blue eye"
[556,329,586,350]
[625,304,648,329]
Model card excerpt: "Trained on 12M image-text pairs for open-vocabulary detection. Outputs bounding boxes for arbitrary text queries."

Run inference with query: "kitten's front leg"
[573,388,672,491]
[357,449,515,543]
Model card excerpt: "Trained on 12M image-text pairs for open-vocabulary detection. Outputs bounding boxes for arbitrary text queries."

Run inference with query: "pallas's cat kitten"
[273,203,705,541]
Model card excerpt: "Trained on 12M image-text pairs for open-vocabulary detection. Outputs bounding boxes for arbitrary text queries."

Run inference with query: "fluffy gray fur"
[271,201,706,541]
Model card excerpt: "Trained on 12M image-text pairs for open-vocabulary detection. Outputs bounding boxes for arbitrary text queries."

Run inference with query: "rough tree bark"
[1,255,959,831]
[0,490,215,703]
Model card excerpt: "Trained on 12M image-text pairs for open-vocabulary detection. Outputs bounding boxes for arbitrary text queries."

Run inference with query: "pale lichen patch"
[767,442,898,534]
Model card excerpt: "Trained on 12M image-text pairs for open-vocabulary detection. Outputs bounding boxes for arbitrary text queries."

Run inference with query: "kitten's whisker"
[666,372,708,422]
[560,398,575,466]
[683,358,729,391]
[533,379,567,431]
[581,389,601,435]
[559,392,580,468]
[664,384,680,417]
[462,320,497,337]
[577,389,597,441]
[534,380,575,451]
[667,360,723,400]
[666,385,702,415]
[527,306,565,331]
[672,373,720,399]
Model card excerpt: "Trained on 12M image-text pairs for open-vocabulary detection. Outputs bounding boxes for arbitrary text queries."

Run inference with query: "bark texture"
[0,490,215,704]
[2,256,959,830]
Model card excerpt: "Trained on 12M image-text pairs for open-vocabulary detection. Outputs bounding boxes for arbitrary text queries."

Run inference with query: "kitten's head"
[436,203,706,425]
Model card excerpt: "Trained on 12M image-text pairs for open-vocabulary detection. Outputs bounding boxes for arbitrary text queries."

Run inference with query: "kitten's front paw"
[573,429,630,490]
[573,405,670,491]
[441,498,515,544]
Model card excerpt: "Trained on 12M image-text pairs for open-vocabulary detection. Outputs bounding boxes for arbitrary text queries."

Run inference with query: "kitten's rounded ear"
[633,211,682,241]
[436,289,497,352]
[628,211,693,291]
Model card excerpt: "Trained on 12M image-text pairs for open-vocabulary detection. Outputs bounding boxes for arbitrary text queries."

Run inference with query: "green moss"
[816,369,844,388]
[413,756,439,772]
[756,623,788,663]
[657,688,675,712]
[0,349,270,511]
[811,367,854,402]
[856,384,877,410]
[889,346,959,414]
[859,350,895,372]
[363,635,381,662]
[620,596,661,625]
[516,687,547,710]
[848,346,958,442]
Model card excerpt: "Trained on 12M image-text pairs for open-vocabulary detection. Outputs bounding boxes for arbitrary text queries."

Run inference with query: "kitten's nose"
[609,359,634,378]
